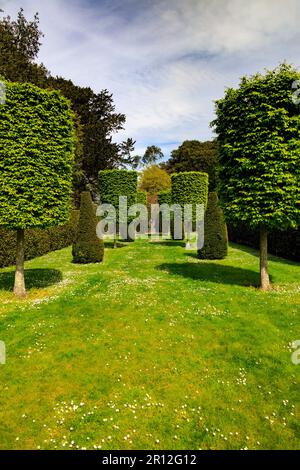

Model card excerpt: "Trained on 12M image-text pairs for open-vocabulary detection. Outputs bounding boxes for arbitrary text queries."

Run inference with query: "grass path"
[0,239,299,450]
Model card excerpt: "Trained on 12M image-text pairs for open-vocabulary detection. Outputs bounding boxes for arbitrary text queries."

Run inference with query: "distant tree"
[142,146,164,166]
[165,140,217,191]
[119,138,141,169]
[212,63,300,290]
[0,81,75,297]
[139,165,171,195]
[0,8,48,86]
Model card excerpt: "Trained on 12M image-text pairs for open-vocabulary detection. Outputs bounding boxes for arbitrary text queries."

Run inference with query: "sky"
[1,0,300,160]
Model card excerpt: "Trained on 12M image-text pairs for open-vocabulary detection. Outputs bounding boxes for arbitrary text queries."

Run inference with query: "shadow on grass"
[0,269,63,292]
[157,262,262,287]
[230,242,300,267]
[104,241,128,249]
[150,240,186,247]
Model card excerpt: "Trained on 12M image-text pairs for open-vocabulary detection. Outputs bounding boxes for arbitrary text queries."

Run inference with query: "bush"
[198,192,228,259]
[171,172,208,238]
[0,211,79,268]
[228,225,300,262]
[72,192,104,264]
[99,169,138,209]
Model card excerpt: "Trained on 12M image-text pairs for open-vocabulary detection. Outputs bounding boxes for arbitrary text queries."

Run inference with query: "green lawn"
[0,238,299,450]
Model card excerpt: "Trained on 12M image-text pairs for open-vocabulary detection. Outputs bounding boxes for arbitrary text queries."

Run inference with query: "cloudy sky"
[1,0,300,159]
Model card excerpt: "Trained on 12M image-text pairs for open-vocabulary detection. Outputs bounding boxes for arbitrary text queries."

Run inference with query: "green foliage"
[136,191,147,206]
[228,224,300,262]
[171,172,208,211]
[198,192,228,260]
[139,165,171,195]
[212,63,300,232]
[166,140,218,191]
[0,81,76,230]
[142,145,164,166]
[99,169,138,209]
[0,211,79,268]
[72,192,104,264]
[158,190,172,206]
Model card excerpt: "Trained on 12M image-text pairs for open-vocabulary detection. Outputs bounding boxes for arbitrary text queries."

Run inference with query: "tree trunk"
[14,229,26,298]
[114,236,117,249]
[260,225,270,291]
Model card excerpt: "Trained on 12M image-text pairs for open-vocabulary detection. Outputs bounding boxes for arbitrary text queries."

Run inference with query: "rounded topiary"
[198,192,228,260]
[72,192,104,264]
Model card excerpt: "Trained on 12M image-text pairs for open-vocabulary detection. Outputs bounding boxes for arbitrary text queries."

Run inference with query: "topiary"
[198,192,228,260]
[171,172,208,240]
[72,192,104,264]
[136,191,147,206]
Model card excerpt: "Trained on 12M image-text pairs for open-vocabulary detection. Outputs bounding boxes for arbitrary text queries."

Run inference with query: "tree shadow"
[157,262,262,287]
[0,269,63,292]
[104,241,128,249]
[230,242,300,267]
[150,240,186,247]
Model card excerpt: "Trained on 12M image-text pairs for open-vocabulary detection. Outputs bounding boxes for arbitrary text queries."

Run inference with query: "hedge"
[171,172,208,238]
[198,192,228,259]
[158,190,172,206]
[98,169,138,210]
[0,211,79,268]
[136,191,147,206]
[228,224,300,262]
[72,192,104,264]
[0,80,75,230]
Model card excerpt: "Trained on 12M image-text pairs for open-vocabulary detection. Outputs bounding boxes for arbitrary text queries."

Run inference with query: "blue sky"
[1,0,300,160]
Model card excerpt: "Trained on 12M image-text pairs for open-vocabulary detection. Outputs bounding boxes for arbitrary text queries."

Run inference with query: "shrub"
[171,172,208,238]
[72,192,104,264]
[99,169,138,208]
[0,211,79,268]
[198,192,228,259]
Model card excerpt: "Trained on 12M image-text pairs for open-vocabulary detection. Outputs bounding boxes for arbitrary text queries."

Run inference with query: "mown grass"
[0,239,299,450]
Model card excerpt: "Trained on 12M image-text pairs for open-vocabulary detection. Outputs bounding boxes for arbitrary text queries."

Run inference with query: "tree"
[142,146,164,166]
[0,81,75,297]
[119,138,141,169]
[0,8,48,86]
[197,193,228,260]
[212,63,300,290]
[165,140,217,191]
[139,165,171,195]
[72,192,104,263]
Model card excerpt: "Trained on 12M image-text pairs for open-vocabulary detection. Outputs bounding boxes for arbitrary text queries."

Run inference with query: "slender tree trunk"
[260,225,270,291]
[114,236,117,249]
[14,229,26,298]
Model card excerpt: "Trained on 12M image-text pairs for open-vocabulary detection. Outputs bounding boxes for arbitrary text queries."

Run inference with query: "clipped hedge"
[228,224,300,262]
[73,192,104,264]
[158,190,172,206]
[136,191,147,206]
[198,192,228,260]
[99,169,138,209]
[0,211,79,268]
[0,80,75,230]
[171,172,208,238]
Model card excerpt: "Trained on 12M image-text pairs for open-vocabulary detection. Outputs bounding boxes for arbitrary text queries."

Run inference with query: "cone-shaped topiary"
[198,192,228,260]
[72,192,104,264]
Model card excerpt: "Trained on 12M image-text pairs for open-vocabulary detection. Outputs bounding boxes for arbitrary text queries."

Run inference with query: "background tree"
[0,81,75,297]
[142,145,164,166]
[212,63,300,290]
[139,165,171,195]
[72,192,104,264]
[165,140,217,191]
[119,138,141,169]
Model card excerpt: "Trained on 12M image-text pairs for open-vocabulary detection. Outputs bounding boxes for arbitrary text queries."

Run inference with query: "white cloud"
[2,0,300,158]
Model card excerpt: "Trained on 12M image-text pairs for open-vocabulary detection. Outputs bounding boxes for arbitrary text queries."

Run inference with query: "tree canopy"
[139,165,171,195]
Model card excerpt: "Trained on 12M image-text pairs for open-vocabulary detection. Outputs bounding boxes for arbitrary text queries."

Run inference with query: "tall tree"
[165,140,217,191]
[142,145,164,166]
[212,64,300,290]
[0,8,48,86]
